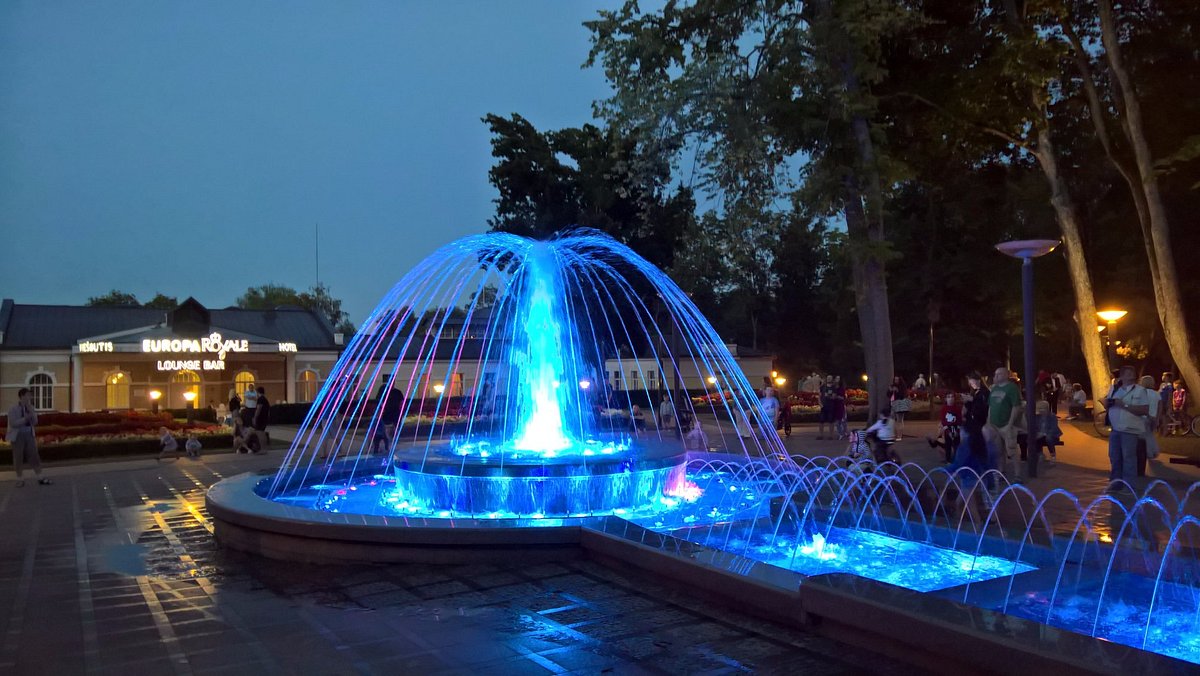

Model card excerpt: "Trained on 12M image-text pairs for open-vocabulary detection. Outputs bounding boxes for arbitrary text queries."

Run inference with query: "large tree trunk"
[813,0,895,417]
[1097,0,1200,395]
[844,178,894,417]
[1031,122,1111,402]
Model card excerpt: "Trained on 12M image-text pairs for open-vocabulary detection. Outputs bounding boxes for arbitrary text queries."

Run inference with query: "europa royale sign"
[76,332,300,371]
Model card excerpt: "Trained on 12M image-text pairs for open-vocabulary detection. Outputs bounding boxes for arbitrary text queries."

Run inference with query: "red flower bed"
[1,410,217,444]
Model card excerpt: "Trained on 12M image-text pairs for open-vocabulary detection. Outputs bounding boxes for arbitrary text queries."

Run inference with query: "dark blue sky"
[1,1,623,324]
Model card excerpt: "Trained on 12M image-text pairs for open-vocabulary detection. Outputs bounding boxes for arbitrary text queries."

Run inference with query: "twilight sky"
[0,1,624,324]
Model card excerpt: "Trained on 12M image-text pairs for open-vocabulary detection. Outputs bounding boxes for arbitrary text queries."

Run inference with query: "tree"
[297,283,354,334]
[484,113,694,272]
[587,0,916,413]
[1091,0,1200,395]
[143,293,178,310]
[87,290,140,307]
[235,284,302,310]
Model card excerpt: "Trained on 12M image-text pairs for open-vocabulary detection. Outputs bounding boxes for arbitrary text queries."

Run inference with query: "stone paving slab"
[0,452,912,675]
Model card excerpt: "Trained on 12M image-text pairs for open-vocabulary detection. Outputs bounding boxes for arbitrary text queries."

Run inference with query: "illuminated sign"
[79,341,114,353]
[157,360,226,371]
[278,342,298,352]
[142,332,248,360]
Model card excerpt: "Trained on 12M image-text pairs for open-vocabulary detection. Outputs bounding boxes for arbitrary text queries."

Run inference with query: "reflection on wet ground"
[0,455,911,675]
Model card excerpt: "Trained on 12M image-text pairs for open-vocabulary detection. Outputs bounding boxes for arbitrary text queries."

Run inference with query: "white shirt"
[760,396,780,421]
[5,403,37,442]
[1072,390,1087,405]
[1108,384,1151,434]
[866,416,896,442]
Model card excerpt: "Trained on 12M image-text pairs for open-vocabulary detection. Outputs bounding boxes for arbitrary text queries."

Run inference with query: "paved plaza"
[0,450,914,675]
[2,420,1196,675]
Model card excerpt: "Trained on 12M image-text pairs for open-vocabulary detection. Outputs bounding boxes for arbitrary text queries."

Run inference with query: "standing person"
[1136,375,1161,477]
[252,387,270,434]
[759,388,781,433]
[226,388,241,427]
[887,376,910,440]
[927,391,963,464]
[778,395,792,438]
[985,367,1023,479]
[832,376,849,440]
[1157,373,1175,435]
[1103,365,1151,491]
[1040,370,1062,417]
[658,393,675,432]
[948,372,993,507]
[817,376,835,440]
[241,385,258,428]
[6,388,50,486]
[913,373,928,393]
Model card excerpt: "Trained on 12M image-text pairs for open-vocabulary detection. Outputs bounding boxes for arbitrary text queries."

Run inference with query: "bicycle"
[1164,409,1197,437]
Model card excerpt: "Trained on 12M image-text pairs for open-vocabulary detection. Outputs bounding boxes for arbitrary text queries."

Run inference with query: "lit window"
[234,370,256,396]
[106,372,131,409]
[297,370,318,403]
[28,373,53,410]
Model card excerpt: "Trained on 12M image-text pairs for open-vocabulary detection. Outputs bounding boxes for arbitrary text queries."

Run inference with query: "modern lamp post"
[996,239,1060,480]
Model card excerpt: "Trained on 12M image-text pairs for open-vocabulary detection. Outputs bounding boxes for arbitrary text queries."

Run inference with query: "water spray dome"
[207,230,786,559]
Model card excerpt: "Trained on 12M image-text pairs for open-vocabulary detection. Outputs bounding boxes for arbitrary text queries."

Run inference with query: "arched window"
[106,372,131,409]
[28,373,54,410]
[234,370,256,397]
[170,370,201,408]
[297,369,319,403]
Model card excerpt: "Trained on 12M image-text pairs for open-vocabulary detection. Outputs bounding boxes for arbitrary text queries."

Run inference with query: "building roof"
[0,298,340,350]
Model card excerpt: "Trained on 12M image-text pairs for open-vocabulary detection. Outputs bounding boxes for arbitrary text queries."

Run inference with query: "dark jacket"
[253,396,270,430]
[963,386,990,433]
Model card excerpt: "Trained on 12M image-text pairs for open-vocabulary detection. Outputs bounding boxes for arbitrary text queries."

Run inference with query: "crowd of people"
[767,365,1192,501]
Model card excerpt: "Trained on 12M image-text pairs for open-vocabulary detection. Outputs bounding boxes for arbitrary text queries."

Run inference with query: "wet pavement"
[0,452,912,675]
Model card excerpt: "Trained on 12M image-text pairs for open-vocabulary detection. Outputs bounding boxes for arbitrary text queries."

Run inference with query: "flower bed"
[0,411,231,464]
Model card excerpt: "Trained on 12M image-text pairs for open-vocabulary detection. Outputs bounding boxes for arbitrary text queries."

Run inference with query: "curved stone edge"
[206,471,588,564]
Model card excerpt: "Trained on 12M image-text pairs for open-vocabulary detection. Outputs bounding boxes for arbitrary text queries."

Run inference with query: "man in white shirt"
[6,388,51,486]
[760,388,781,431]
[1105,365,1150,490]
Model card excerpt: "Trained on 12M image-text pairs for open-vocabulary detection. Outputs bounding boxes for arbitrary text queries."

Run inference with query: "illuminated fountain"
[260,231,782,520]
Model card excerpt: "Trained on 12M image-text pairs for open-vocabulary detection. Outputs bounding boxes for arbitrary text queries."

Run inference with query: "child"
[1025,399,1062,464]
[158,427,179,461]
[682,414,709,451]
[864,407,899,464]
[927,392,963,463]
[842,429,874,474]
[184,434,202,459]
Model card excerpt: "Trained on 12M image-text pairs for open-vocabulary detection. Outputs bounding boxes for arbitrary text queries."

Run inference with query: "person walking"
[927,391,963,464]
[832,376,848,440]
[949,372,992,508]
[1039,370,1061,417]
[1157,373,1175,435]
[241,385,258,428]
[7,388,50,486]
[252,386,270,443]
[985,367,1022,479]
[887,376,910,440]
[817,376,835,440]
[759,388,781,433]
[1103,365,1151,492]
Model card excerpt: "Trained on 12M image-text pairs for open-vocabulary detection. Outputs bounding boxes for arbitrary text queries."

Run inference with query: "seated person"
[1067,383,1087,420]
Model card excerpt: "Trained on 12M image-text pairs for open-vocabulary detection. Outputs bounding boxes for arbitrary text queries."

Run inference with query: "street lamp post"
[182,390,197,423]
[1097,309,1128,369]
[997,239,1060,480]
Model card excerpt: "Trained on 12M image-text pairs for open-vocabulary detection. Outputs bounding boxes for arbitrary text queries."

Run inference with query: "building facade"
[0,298,343,412]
